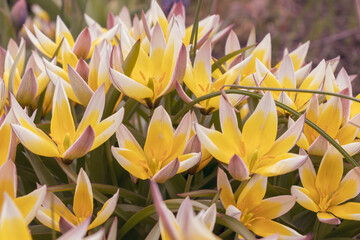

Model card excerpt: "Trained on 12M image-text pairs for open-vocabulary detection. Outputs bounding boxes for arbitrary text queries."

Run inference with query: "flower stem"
[184,174,193,193]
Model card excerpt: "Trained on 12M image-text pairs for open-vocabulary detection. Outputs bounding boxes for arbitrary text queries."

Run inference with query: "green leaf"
[23,150,58,186]
[216,214,256,240]
[117,199,209,239]
[177,189,217,198]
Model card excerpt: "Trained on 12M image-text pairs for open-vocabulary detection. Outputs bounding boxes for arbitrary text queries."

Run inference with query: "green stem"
[173,89,359,167]
[105,140,118,186]
[313,218,320,240]
[34,90,46,123]
[184,174,193,193]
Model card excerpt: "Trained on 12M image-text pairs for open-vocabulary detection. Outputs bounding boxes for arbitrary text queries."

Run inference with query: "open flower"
[294,95,360,156]
[218,168,306,239]
[112,106,201,183]
[36,168,119,231]
[110,22,186,108]
[0,193,32,240]
[251,55,325,112]
[0,160,46,224]
[11,82,124,164]
[291,147,360,224]
[196,92,307,180]
[176,40,253,114]
[151,180,219,239]
[25,16,119,67]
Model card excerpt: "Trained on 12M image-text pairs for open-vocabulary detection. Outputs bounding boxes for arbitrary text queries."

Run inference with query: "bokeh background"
[2,0,360,92]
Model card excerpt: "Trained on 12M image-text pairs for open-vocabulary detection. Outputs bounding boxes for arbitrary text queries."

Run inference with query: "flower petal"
[51,81,76,150]
[315,146,343,197]
[152,158,180,183]
[73,27,91,60]
[242,91,277,157]
[16,68,38,106]
[250,218,306,240]
[228,154,249,181]
[328,202,360,221]
[11,124,60,157]
[14,185,46,224]
[144,106,174,163]
[74,169,93,220]
[219,95,241,144]
[331,166,360,206]
[0,193,32,240]
[317,212,340,225]
[267,114,305,156]
[217,168,236,209]
[237,174,267,211]
[62,125,95,162]
[291,186,319,212]
[252,195,296,219]
[88,189,119,229]
[109,68,153,100]
[150,180,181,240]
[255,153,307,177]
[68,64,94,106]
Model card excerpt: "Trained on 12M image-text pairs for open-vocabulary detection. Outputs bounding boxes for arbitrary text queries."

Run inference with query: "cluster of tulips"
[1,0,360,239]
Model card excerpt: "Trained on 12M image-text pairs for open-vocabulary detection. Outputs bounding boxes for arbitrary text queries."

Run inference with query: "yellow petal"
[237,174,267,211]
[73,169,93,220]
[291,186,319,213]
[250,218,305,239]
[51,82,75,151]
[217,168,236,209]
[242,91,277,158]
[331,167,360,206]
[88,190,119,229]
[0,194,32,240]
[252,195,296,219]
[328,202,360,221]
[315,146,343,197]
[14,185,46,224]
[144,106,174,162]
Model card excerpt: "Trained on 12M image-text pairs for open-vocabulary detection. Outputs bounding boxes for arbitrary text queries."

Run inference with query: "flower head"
[292,147,360,224]
[11,82,124,163]
[151,180,219,240]
[218,168,306,239]
[36,168,119,231]
[196,92,307,179]
[112,106,200,183]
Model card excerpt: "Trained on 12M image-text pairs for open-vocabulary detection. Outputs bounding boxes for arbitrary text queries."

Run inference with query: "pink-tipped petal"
[68,64,94,106]
[62,125,95,161]
[73,28,91,59]
[16,68,38,106]
[152,158,180,183]
[228,154,249,181]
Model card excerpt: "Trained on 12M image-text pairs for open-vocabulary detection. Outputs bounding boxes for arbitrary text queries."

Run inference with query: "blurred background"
[1,0,360,92]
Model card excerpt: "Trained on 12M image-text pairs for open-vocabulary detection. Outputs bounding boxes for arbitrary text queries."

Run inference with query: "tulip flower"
[294,95,360,156]
[11,82,124,164]
[196,92,307,180]
[218,168,307,239]
[151,180,219,239]
[0,160,46,224]
[112,106,201,183]
[0,193,32,240]
[250,55,325,112]
[25,16,119,66]
[36,168,119,231]
[291,147,360,224]
[110,22,186,108]
[2,40,52,106]
[176,40,253,114]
